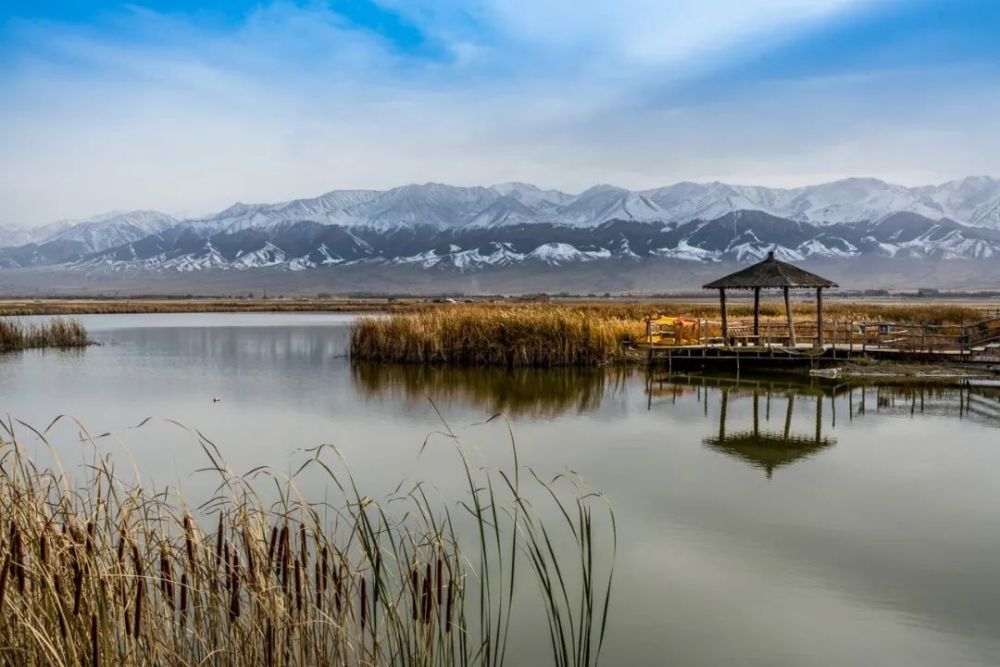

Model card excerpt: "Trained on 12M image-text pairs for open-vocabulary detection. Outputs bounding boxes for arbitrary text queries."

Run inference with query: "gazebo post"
[816,287,824,348]
[783,286,797,347]
[719,288,729,347]
[753,287,761,338]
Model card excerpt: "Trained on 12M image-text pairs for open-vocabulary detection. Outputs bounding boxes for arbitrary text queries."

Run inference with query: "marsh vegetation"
[0,418,614,666]
[0,317,89,354]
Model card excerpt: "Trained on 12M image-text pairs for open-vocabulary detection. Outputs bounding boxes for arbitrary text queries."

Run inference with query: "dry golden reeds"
[350,305,644,367]
[0,416,615,666]
[0,316,89,353]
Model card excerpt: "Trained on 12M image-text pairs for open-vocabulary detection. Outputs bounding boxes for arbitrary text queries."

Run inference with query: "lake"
[2,312,999,666]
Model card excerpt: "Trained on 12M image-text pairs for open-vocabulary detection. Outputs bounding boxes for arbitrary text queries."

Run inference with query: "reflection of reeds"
[0,317,89,353]
[353,363,630,417]
[0,418,614,666]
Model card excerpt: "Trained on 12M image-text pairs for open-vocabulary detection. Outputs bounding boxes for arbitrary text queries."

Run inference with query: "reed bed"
[351,306,644,367]
[0,418,614,666]
[0,317,89,353]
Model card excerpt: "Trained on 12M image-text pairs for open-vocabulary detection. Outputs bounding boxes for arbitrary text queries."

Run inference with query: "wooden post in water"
[753,287,761,338]
[783,287,797,347]
[815,287,824,348]
[719,388,729,440]
[815,395,823,443]
[753,393,760,437]
[719,288,729,348]
[783,395,794,440]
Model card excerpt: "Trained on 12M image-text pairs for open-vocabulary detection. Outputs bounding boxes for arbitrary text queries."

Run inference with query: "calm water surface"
[2,312,1000,666]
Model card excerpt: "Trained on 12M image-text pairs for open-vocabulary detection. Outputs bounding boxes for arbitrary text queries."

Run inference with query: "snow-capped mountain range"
[2,177,1000,274]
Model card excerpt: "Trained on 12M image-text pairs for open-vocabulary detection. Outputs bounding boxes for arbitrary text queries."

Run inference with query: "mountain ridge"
[2,178,1000,285]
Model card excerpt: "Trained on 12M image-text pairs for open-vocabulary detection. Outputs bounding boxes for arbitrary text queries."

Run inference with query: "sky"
[1,0,999,225]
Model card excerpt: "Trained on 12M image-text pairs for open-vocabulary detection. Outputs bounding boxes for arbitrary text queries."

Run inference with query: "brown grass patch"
[0,317,90,353]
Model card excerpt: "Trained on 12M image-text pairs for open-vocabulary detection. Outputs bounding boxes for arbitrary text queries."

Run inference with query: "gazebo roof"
[703,251,837,290]
[703,431,835,477]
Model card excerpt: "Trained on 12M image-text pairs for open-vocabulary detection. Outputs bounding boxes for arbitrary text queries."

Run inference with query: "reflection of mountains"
[352,364,627,418]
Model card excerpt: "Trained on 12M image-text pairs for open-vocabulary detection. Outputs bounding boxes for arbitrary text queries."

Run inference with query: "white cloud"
[0,0,995,227]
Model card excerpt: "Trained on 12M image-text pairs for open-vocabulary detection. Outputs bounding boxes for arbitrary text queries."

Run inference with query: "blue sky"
[1,0,999,224]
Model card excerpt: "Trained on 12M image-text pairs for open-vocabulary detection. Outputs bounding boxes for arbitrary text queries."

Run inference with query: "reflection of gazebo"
[703,388,835,478]
[703,251,837,347]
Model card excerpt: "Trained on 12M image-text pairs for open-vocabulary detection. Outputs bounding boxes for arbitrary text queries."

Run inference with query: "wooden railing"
[645,315,1000,356]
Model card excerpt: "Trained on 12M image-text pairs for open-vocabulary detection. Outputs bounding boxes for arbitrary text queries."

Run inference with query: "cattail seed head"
[91,612,99,667]
[267,525,278,569]
[72,556,84,617]
[179,573,188,624]
[360,578,368,631]
[183,515,196,570]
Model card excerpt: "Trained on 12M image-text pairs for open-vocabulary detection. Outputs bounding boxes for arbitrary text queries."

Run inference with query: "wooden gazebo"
[703,251,837,347]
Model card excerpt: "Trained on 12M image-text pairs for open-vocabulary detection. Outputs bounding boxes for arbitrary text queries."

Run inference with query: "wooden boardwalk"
[640,314,1000,369]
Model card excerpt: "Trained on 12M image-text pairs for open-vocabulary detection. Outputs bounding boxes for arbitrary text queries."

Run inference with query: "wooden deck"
[641,315,1000,369]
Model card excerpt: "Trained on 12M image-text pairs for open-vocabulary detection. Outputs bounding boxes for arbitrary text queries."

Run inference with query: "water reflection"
[5,315,1000,666]
[352,363,628,418]
[647,373,1000,477]
[706,389,834,478]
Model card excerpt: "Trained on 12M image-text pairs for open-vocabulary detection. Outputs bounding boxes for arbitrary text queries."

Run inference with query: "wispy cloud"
[0,0,996,225]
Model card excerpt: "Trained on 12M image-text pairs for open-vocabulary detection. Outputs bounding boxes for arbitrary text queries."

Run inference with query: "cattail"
[333,564,342,614]
[228,559,241,623]
[294,562,302,615]
[314,559,321,609]
[223,541,232,591]
[39,533,48,567]
[11,525,25,594]
[214,513,224,568]
[360,578,368,631]
[281,527,290,589]
[124,588,131,638]
[264,620,275,667]
[116,530,126,564]
[411,567,419,620]
[0,552,11,612]
[72,555,84,617]
[179,573,189,625]
[320,546,329,593]
[160,547,174,608]
[86,520,95,557]
[55,576,68,638]
[435,557,443,606]
[91,612,99,667]
[183,515,196,570]
[373,553,381,604]
[445,575,454,633]
[266,525,278,569]
[299,523,308,569]
[133,578,144,639]
[422,564,432,623]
